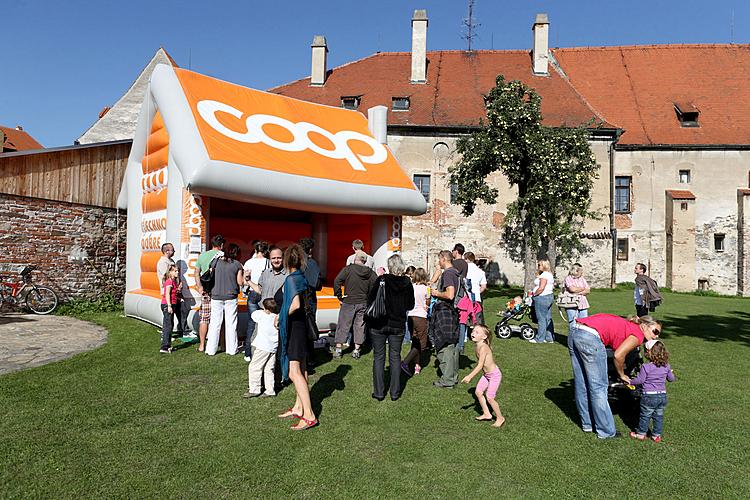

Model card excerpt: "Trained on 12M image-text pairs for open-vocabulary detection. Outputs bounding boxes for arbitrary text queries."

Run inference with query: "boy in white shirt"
[243,298,280,398]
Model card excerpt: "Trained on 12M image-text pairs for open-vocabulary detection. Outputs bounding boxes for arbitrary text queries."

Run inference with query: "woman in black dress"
[276,244,318,430]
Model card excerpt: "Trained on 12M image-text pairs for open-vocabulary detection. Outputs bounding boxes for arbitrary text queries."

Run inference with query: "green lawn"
[1,289,749,498]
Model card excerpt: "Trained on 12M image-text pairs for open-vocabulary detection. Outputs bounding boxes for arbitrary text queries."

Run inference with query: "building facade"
[273,11,750,296]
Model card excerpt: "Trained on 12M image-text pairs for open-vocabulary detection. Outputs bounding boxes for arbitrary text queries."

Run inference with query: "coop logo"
[196,99,387,172]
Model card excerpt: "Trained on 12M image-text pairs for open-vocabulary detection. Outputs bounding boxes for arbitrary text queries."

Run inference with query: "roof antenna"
[462,0,480,52]
[731,9,735,44]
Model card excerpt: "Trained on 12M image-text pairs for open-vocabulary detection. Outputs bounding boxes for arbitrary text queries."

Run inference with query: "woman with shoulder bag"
[275,244,318,430]
[562,263,591,329]
[367,254,414,402]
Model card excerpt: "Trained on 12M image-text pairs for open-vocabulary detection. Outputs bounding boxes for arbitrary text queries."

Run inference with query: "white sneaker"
[184,332,198,339]
[342,343,350,349]
[244,356,252,362]
[528,339,540,344]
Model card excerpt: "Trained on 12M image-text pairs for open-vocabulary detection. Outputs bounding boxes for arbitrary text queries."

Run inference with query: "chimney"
[410,9,428,83]
[532,13,549,76]
[15,125,24,131]
[310,35,328,86]
[368,106,388,144]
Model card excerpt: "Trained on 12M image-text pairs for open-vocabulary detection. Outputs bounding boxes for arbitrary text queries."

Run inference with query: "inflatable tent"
[118,64,427,330]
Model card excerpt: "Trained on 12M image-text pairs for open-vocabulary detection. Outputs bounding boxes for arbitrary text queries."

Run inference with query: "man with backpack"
[429,250,461,388]
[194,235,225,352]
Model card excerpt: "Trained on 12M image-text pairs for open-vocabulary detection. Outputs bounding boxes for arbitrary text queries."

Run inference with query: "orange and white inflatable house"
[118,64,426,329]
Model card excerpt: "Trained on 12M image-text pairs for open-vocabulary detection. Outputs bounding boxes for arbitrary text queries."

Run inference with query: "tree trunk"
[547,238,557,278]
[524,244,537,292]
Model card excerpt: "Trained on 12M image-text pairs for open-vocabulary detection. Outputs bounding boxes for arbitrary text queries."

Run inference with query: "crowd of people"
[155,237,675,439]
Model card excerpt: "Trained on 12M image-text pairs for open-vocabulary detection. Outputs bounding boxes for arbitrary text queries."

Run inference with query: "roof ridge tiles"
[554,43,750,52]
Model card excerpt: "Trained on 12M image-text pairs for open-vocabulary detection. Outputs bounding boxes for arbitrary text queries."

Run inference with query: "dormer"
[674,101,699,127]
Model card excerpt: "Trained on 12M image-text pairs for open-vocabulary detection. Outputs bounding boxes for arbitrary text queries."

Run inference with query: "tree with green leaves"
[450,75,600,289]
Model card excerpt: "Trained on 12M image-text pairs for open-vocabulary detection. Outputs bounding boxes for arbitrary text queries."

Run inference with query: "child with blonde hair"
[629,339,675,442]
[461,325,505,428]
[160,264,180,354]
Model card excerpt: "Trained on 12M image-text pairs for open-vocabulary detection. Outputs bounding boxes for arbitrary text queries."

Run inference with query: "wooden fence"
[0,140,131,208]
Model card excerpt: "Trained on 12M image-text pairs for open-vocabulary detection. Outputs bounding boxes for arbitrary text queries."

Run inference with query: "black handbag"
[365,278,387,322]
[303,288,319,342]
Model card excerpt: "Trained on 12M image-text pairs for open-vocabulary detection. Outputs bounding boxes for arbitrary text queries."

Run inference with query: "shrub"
[57,294,122,316]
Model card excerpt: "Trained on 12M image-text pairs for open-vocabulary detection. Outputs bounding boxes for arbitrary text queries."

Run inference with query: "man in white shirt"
[464,252,488,324]
[242,240,270,361]
[345,239,375,270]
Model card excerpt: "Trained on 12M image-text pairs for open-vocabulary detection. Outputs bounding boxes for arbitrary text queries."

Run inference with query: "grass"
[1,288,749,498]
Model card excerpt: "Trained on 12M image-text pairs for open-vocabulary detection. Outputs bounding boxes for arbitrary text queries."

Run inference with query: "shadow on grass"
[545,378,643,431]
[544,379,579,426]
[483,286,525,300]
[311,364,351,418]
[661,310,750,347]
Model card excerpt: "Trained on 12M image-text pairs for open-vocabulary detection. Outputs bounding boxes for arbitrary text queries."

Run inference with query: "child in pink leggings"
[462,325,506,428]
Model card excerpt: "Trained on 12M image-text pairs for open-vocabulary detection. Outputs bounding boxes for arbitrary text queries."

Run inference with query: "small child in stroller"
[503,296,523,318]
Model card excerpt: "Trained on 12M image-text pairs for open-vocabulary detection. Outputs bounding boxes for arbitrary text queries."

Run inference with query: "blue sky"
[3,0,749,147]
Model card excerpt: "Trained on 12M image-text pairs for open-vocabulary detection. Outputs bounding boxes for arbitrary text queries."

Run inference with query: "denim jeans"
[533,294,555,342]
[565,308,589,330]
[568,326,617,438]
[160,304,173,350]
[636,393,667,437]
[457,323,468,352]
[245,301,261,358]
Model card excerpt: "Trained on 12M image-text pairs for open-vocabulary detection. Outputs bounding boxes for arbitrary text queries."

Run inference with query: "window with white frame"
[413,174,430,202]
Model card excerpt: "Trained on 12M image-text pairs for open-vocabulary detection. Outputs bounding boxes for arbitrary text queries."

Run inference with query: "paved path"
[0,313,107,375]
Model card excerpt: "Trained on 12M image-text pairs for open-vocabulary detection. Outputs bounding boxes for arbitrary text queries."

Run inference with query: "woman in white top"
[530,259,556,344]
[563,263,591,329]
[401,267,429,376]
[242,240,270,361]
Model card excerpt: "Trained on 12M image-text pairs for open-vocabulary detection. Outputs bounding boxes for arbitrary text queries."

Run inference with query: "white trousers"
[206,298,238,355]
[247,348,276,395]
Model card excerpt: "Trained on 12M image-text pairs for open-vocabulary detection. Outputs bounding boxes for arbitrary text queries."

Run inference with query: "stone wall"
[0,193,126,301]
[390,131,614,288]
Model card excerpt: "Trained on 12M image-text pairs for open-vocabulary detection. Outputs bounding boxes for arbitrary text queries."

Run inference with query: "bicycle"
[0,265,59,315]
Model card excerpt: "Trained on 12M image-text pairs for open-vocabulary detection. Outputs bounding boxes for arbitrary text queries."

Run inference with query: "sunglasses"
[652,328,661,336]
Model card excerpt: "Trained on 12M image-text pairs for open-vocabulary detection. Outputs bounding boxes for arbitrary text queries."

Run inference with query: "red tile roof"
[273,44,750,146]
[271,51,612,129]
[552,44,750,145]
[1,125,43,152]
[666,189,696,200]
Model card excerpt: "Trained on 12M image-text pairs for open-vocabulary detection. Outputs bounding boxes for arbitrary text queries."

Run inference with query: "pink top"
[457,295,482,324]
[408,284,428,318]
[576,314,645,350]
[564,275,590,310]
[162,278,178,305]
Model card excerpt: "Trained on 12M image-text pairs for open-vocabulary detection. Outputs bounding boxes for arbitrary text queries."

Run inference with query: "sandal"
[291,417,319,431]
[277,408,301,419]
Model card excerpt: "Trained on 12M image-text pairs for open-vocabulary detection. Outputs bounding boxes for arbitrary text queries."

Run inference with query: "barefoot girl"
[461,325,505,428]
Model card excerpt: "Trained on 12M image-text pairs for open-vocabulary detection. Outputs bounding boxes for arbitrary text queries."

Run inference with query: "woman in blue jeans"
[530,259,555,344]
[569,314,661,439]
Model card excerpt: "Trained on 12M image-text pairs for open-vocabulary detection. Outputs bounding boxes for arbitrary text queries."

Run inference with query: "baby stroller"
[495,295,536,340]
[606,346,643,404]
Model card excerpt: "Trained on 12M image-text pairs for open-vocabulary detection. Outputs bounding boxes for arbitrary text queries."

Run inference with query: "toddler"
[461,325,505,428]
[160,264,180,353]
[629,339,675,443]
[502,296,523,318]
[243,298,280,398]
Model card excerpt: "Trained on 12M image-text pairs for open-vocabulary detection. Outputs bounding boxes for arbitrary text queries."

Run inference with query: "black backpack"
[199,256,220,294]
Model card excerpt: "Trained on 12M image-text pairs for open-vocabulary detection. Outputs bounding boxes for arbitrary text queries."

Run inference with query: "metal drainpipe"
[610,129,623,288]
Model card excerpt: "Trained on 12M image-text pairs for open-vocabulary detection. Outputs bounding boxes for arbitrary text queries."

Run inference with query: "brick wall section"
[0,193,126,301]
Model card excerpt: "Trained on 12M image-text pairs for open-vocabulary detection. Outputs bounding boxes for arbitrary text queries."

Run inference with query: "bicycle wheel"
[26,286,58,314]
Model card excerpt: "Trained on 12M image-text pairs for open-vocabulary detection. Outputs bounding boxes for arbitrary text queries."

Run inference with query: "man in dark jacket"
[333,251,377,359]
[634,263,662,316]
